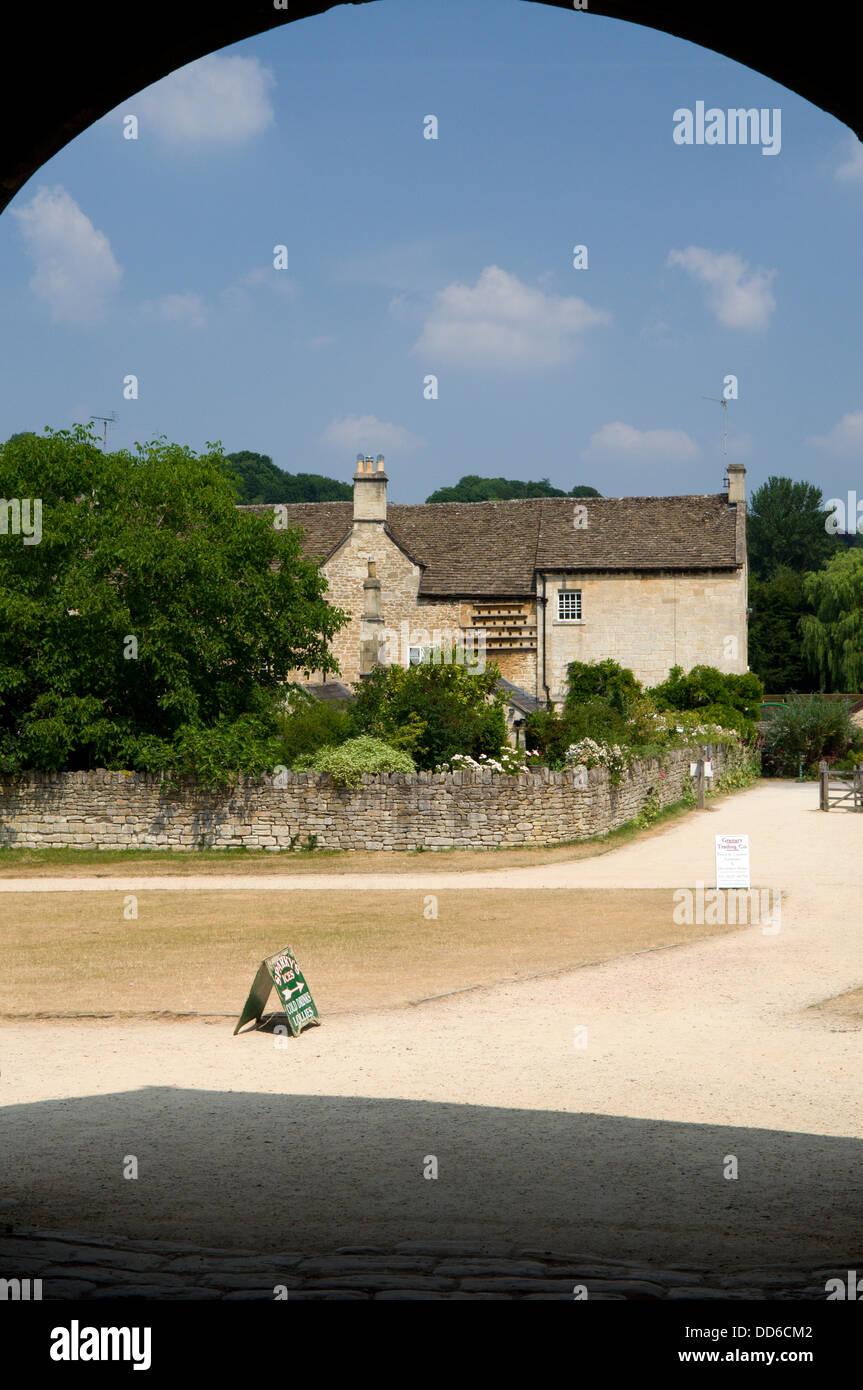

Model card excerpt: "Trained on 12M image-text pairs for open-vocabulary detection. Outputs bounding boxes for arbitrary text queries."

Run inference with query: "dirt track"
[2,782,861,1272]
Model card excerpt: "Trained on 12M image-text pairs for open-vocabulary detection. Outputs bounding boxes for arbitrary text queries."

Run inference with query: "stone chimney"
[726,463,746,505]
[359,556,384,677]
[353,453,388,523]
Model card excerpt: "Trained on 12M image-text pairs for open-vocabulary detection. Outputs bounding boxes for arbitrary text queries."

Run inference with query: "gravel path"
[2,782,861,1291]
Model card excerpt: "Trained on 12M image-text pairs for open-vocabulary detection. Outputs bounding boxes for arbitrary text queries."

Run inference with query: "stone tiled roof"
[241,493,743,598]
[300,681,355,706]
[242,502,354,564]
[497,678,542,716]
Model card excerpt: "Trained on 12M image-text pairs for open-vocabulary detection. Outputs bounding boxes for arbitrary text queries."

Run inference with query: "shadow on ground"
[3,1084,861,1278]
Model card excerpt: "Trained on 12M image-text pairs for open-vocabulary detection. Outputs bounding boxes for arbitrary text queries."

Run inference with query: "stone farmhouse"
[245,456,748,726]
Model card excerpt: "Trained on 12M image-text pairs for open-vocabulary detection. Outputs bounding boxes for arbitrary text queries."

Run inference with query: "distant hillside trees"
[225,451,351,504]
[426,475,601,503]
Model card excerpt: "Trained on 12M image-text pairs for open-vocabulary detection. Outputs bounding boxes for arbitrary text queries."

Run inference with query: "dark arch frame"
[1,1,859,215]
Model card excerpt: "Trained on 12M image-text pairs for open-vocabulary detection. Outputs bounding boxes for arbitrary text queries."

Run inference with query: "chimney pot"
[352,454,388,522]
[726,463,746,504]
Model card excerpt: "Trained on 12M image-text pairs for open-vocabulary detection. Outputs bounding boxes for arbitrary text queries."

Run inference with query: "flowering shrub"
[310,735,415,787]
[564,737,629,786]
[435,748,541,775]
[633,708,741,745]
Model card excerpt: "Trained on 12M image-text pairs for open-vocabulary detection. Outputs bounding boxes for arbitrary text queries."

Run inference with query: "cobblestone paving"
[0,1228,852,1299]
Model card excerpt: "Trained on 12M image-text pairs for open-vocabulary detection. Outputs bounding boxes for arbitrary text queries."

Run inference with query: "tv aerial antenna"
[702,394,730,482]
[90,411,117,448]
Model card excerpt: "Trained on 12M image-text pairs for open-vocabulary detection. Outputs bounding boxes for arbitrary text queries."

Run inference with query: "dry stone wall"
[0,746,732,851]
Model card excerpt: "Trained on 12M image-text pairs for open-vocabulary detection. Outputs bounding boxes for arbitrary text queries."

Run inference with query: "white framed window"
[557,589,582,621]
[408,646,423,665]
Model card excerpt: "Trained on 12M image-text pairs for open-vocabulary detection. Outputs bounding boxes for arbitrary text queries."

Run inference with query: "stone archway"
[1,1,859,215]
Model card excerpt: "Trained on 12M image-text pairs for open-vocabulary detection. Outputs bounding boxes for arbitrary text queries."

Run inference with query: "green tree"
[0,427,348,779]
[276,690,352,768]
[349,659,506,770]
[801,550,863,690]
[747,567,817,692]
[426,474,601,503]
[565,659,642,716]
[760,694,859,776]
[224,451,351,504]
[747,476,837,580]
[649,665,764,735]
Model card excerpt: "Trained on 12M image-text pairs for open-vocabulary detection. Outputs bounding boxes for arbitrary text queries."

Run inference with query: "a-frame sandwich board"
[233,946,321,1037]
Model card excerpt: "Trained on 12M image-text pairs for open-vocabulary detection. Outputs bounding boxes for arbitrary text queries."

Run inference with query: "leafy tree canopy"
[225,450,351,504]
[801,549,863,691]
[760,694,861,776]
[649,664,764,733]
[276,689,352,768]
[426,474,601,503]
[747,567,818,693]
[348,659,506,770]
[747,476,838,580]
[565,659,642,716]
[0,427,348,780]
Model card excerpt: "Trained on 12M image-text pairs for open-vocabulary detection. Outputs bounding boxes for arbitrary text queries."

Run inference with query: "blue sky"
[2,0,862,504]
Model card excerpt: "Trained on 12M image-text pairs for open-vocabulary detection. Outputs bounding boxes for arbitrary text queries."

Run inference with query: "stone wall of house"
[291,522,475,687]
[0,746,733,851]
[543,568,748,701]
[293,522,539,694]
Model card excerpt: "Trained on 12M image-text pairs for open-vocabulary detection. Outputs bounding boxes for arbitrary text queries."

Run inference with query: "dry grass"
[0,888,744,1020]
[809,985,863,1024]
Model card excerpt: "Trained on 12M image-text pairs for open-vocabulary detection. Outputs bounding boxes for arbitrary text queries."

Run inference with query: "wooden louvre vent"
[470,602,537,653]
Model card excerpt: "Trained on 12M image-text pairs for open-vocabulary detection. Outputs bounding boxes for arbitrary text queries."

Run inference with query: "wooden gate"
[818,761,863,811]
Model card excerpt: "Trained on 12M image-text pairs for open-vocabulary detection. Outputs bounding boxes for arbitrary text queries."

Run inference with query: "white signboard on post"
[715,834,750,889]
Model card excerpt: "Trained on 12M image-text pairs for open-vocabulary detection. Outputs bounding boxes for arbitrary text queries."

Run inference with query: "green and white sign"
[233,946,321,1037]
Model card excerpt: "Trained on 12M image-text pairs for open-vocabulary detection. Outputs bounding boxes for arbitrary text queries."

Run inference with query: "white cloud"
[640,315,672,341]
[332,240,444,293]
[667,246,776,330]
[807,411,863,457]
[320,415,425,455]
[238,267,294,294]
[220,266,296,312]
[412,265,610,369]
[581,422,699,464]
[141,291,207,328]
[12,186,122,324]
[133,54,275,146]
[835,137,863,184]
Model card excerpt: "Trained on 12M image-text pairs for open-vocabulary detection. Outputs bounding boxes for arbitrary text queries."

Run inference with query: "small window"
[557,589,582,621]
[408,646,423,665]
